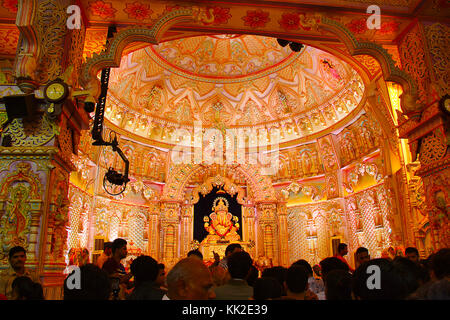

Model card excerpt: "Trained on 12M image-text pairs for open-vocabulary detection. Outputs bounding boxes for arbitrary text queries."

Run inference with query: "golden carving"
[424,23,450,97]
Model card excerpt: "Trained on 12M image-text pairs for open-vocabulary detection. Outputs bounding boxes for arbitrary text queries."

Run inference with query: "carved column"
[256,203,280,267]
[179,204,193,258]
[277,202,289,267]
[242,205,256,258]
[396,19,449,250]
[159,201,181,269]
[0,0,88,299]
[147,203,160,259]
[406,162,431,257]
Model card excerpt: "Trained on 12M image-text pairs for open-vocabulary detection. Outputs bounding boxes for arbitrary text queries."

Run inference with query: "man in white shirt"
[0,246,41,300]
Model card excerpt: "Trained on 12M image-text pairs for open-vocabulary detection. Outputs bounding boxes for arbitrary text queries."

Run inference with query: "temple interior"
[0,0,448,299]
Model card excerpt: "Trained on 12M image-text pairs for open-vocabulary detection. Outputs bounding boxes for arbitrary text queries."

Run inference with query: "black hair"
[130,255,159,286]
[111,238,127,254]
[227,251,252,279]
[187,249,203,260]
[356,247,369,255]
[11,276,44,300]
[285,265,309,294]
[225,243,242,256]
[253,277,283,300]
[157,263,165,270]
[261,266,288,294]
[9,246,26,259]
[337,243,348,252]
[352,258,409,300]
[103,242,113,250]
[392,257,422,296]
[319,257,349,279]
[405,247,419,256]
[324,269,352,300]
[245,265,259,287]
[64,264,111,300]
[430,248,450,280]
[291,259,313,277]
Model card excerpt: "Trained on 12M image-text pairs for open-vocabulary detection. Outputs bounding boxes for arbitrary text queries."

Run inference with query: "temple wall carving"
[0,0,448,299]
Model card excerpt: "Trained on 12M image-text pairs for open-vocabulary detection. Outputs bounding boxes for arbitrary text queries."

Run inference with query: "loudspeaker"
[3,94,37,120]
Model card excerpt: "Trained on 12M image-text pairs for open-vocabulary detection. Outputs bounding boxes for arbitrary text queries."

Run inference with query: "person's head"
[156,263,166,287]
[227,251,253,280]
[130,255,159,287]
[82,248,89,257]
[103,242,113,256]
[429,248,450,281]
[405,247,420,263]
[187,249,203,261]
[291,259,313,277]
[166,258,215,300]
[64,264,111,300]
[245,265,259,287]
[312,264,322,278]
[111,238,127,260]
[337,243,348,256]
[392,257,422,296]
[285,265,309,296]
[11,276,44,300]
[8,246,26,271]
[262,266,288,295]
[352,258,409,300]
[253,277,283,300]
[209,264,230,287]
[324,269,352,300]
[426,278,450,300]
[225,243,242,258]
[319,257,349,280]
[355,247,370,267]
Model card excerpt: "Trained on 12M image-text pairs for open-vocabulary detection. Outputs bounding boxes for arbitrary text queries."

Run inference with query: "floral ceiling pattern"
[104,35,364,146]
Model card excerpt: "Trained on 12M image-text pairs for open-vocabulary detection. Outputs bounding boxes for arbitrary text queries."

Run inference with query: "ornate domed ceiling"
[104,34,365,146]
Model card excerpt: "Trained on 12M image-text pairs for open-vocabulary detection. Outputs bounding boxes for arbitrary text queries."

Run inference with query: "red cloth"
[0,294,7,300]
[334,254,355,273]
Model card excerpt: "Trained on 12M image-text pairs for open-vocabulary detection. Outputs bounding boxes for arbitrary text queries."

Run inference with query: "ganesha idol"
[203,197,241,243]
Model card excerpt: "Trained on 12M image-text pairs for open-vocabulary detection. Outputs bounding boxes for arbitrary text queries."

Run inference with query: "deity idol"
[203,197,240,243]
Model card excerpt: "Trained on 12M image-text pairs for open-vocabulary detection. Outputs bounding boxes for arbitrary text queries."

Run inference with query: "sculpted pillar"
[0,0,88,299]
[159,202,181,268]
[256,203,280,267]
[397,20,450,250]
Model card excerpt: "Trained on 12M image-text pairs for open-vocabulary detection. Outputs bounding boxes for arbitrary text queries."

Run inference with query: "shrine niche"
[1,0,449,300]
[195,190,242,259]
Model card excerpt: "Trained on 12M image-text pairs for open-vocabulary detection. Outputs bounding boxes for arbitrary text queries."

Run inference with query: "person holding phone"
[102,238,133,299]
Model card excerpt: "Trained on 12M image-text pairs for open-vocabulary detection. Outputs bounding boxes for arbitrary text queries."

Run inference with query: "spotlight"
[289,42,304,52]
[105,168,128,186]
[277,39,290,47]
[84,102,95,113]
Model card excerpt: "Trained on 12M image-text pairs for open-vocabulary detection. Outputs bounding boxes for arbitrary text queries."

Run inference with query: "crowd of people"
[0,240,449,300]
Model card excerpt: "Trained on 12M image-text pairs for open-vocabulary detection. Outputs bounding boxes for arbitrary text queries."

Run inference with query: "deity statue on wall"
[360,124,376,150]
[203,197,240,243]
[0,184,31,252]
[301,151,313,175]
[341,135,356,163]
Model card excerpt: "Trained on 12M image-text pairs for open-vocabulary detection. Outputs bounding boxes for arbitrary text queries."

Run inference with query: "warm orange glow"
[387,82,403,125]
